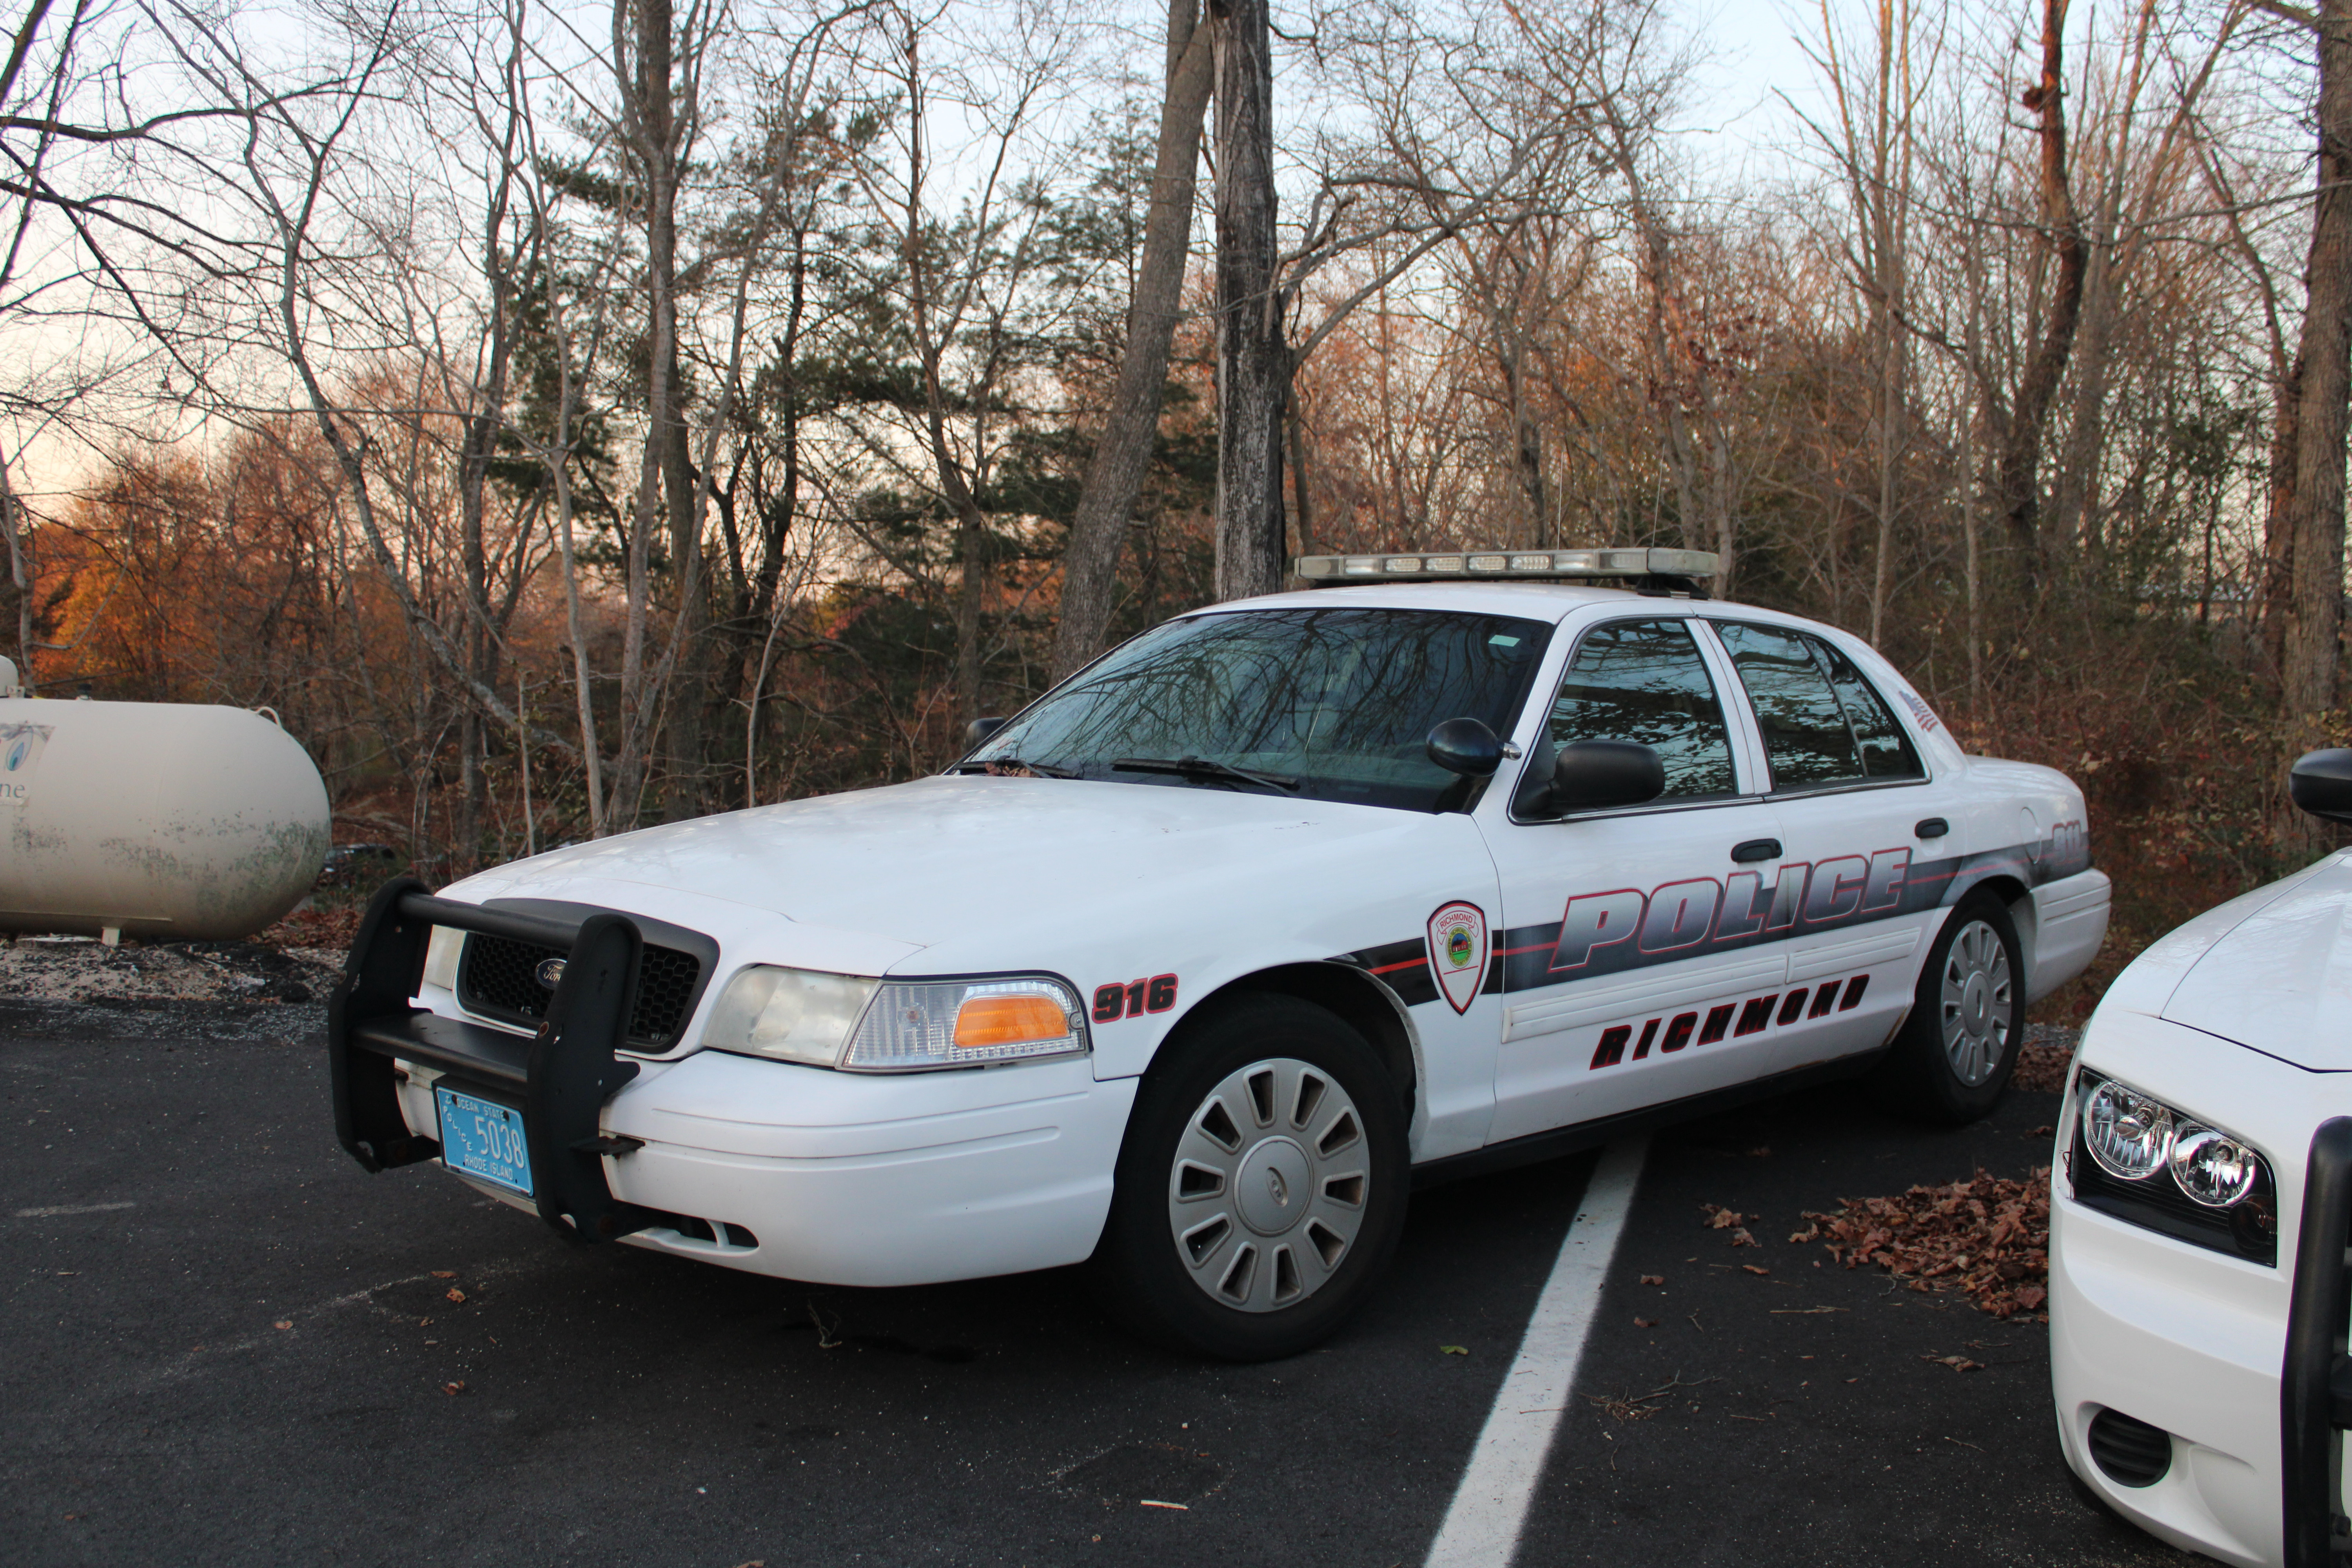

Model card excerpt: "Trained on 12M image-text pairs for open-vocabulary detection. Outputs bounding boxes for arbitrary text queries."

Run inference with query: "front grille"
[458,934,704,1049]
[2087,1407,2172,1488]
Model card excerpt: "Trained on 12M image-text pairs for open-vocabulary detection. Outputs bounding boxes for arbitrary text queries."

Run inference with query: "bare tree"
[2256,0,2352,718]
[1050,0,1212,676]
[1210,0,1284,600]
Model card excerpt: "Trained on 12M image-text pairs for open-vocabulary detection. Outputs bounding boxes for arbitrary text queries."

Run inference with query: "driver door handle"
[1731,838,1782,863]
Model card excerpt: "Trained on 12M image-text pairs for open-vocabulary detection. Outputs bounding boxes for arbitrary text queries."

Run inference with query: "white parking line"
[1422,1136,1648,1568]
[13,1201,137,1218]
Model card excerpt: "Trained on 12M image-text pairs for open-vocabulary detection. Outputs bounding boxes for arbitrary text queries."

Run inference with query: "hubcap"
[1167,1058,1370,1314]
[1938,919,2014,1087]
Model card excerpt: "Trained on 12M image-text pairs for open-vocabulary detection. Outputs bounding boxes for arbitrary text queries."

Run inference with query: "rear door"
[1699,617,1958,1070]
[1479,615,1790,1143]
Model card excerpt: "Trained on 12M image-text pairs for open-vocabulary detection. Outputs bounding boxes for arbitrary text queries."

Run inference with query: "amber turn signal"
[953,993,1070,1049]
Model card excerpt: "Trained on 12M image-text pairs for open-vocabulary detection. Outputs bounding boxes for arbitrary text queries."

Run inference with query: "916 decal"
[1093,973,1177,1023]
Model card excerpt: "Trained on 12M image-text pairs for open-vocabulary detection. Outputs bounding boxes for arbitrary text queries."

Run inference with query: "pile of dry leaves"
[257,905,365,954]
[2009,1023,2080,1093]
[1791,1169,2051,1319]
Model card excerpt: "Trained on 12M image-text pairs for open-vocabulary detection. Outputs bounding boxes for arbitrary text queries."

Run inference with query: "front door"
[1481,615,1789,1144]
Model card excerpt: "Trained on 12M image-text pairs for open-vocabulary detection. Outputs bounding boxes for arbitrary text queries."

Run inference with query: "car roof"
[1191,580,1787,626]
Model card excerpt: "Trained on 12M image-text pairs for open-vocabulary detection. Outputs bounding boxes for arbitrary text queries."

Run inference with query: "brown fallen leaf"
[1741,1265,1769,1276]
[445,1287,467,1304]
[273,1320,292,1330]
[1804,1166,2053,1321]
[430,1270,457,1279]
[442,1380,467,1395]
[1634,1316,1658,1328]
[1747,1147,1771,1158]
[419,1317,433,1327]
[1922,1354,1982,1373]
[1639,1274,1665,1286]
[2011,1036,2076,1093]
[1788,1222,1821,1243]
[2027,1125,2054,1138]
[1728,1228,1759,1248]
[1701,1204,1746,1229]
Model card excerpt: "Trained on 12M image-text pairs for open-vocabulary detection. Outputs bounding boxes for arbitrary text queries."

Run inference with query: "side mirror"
[2290,748,2352,824]
[1543,740,1666,815]
[966,716,1009,749]
[1426,717,1504,777]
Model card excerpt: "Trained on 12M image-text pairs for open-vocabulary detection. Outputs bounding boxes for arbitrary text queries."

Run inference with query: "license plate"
[435,1085,534,1197]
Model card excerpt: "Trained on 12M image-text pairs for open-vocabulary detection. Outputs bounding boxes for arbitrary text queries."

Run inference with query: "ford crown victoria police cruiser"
[2050,750,2352,1568]
[328,548,2108,1359]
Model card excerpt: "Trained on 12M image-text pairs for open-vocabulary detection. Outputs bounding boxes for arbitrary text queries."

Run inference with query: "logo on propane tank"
[0,722,49,807]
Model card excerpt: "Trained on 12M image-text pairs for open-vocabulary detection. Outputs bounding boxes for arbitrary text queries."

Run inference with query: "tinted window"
[1816,641,1923,780]
[1714,621,1862,788]
[1545,619,1736,800]
[969,606,1550,812]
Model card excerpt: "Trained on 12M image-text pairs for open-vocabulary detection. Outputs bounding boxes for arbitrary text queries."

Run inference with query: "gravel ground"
[0,933,343,1005]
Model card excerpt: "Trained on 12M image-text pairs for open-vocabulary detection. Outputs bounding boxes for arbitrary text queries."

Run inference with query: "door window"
[1714,621,1922,790]
[1815,641,1923,780]
[1543,619,1737,800]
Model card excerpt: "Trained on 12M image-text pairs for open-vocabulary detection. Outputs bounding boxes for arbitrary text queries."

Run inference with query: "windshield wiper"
[949,757,1080,779]
[1110,755,1300,792]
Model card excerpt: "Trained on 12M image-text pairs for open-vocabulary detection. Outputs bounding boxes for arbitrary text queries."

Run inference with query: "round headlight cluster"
[2083,1079,2173,1181]
[2169,1123,2263,1208]
[2077,1073,2269,1212]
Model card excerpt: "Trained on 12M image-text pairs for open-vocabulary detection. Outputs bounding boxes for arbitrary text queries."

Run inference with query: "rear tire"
[1089,992,1410,1361]
[1867,893,2024,1125]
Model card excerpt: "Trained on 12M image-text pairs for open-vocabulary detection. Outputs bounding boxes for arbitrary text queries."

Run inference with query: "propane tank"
[0,697,330,941]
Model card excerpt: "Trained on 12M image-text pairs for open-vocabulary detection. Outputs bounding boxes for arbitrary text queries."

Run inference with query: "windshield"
[967,606,1553,811]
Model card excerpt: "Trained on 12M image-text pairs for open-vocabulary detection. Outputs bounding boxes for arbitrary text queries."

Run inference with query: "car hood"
[2160,850,2352,1069]
[443,773,1454,956]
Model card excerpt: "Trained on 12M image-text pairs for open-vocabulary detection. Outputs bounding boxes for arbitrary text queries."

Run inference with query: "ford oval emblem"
[535,956,567,990]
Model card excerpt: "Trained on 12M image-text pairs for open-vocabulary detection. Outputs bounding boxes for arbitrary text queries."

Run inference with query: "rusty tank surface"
[0,690,329,941]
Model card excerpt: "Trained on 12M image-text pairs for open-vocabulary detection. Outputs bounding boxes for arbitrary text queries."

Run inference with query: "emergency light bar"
[1294,546,1720,590]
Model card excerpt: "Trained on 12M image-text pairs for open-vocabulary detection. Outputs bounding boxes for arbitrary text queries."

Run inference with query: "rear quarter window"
[1713,621,1923,790]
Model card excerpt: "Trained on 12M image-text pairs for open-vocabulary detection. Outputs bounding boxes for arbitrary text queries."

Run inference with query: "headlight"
[701,966,880,1065]
[2082,1078,2173,1181]
[701,967,1088,1071]
[2069,1069,2276,1264]
[2169,1123,2262,1208]
[842,976,1089,1070]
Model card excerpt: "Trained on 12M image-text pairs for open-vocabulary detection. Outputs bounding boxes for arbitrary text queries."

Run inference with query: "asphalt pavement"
[2,997,2196,1567]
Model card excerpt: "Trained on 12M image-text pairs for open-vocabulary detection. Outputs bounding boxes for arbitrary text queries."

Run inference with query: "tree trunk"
[1994,0,2087,592]
[1,448,29,689]
[956,510,984,724]
[2283,0,2352,719]
[1210,0,1285,603]
[1050,0,1212,678]
[2263,352,2303,685]
[643,0,706,820]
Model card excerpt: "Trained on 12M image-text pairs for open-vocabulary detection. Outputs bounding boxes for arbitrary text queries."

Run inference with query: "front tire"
[1868,892,2025,1125]
[1090,992,1410,1361]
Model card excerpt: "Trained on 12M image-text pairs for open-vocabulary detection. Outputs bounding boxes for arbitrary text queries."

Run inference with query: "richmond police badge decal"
[1426,900,1488,1015]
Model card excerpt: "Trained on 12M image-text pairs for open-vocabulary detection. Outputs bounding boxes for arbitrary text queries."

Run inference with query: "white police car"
[2050,751,2352,1568]
[330,548,2107,1359]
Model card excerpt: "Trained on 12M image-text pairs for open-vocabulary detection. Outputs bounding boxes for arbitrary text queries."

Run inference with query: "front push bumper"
[2053,1116,2352,1568]
[330,878,1136,1286]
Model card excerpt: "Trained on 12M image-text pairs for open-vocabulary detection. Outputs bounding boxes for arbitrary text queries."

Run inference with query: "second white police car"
[329,548,2108,1359]
[2050,751,2352,1568]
